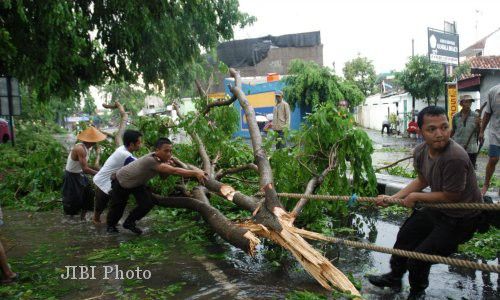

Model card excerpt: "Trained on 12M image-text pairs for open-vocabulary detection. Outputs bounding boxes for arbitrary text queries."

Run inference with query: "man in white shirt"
[92,130,143,224]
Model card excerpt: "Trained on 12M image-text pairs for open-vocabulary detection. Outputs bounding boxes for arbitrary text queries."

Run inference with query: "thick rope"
[255,192,500,211]
[295,230,500,273]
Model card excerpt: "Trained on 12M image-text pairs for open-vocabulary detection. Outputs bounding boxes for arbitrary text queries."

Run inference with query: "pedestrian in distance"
[368,106,483,300]
[381,117,391,135]
[92,129,143,224]
[272,90,290,149]
[478,84,500,196]
[106,137,207,235]
[451,94,481,168]
[62,126,106,219]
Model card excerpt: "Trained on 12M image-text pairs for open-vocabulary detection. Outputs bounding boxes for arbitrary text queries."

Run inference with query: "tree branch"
[201,95,238,115]
[172,101,212,176]
[291,146,339,221]
[103,101,127,145]
[166,158,260,213]
[195,79,206,99]
[153,189,260,255]
[215,163,258,180]
[374,156,412,173]
[204,178,260,212]
[229,68,283,232]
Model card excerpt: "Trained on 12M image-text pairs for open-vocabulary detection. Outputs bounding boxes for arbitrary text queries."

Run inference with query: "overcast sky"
[234,0,500,75]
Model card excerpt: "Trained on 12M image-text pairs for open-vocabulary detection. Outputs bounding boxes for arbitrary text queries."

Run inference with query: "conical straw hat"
[76,126,107,143]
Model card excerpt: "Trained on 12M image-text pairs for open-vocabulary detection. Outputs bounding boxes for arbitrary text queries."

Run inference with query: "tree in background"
[343,56,377,97]
[338,80,366,108]
[82,92,97,116]
[396,55,445,106]
[98,82,150,118]
[19,87,80,126]
[453,61,471,81]
[284,60,365,110]
[0,0,254,102]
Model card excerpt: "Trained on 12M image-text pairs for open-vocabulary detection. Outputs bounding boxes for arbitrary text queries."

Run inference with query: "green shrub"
[0,120,66,210]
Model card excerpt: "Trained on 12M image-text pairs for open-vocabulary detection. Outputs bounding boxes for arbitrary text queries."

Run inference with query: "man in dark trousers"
[92,129,143,224]
[62,126,106,218]
[368,106,482,300]
[272,90,290,149]
[106,137,207,234]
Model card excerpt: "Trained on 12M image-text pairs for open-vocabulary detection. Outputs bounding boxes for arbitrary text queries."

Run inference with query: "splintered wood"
[238,209,361,298]
[220,184,236,201]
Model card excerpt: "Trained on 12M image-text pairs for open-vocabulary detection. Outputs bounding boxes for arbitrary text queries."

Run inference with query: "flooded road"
[1,209,497,299]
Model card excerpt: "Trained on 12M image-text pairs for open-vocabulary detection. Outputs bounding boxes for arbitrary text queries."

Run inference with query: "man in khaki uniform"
[451,94,480,168]
[272,90,290,149]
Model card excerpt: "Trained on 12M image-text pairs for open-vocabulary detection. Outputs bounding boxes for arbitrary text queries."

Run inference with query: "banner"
[448,84,458,122]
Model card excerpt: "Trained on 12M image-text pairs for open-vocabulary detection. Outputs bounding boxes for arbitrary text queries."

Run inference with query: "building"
[458,27,500,104]
[457,28,500,148]
[460,27,500,59]
[213,31,323,93]
[224,75,308,138]
[458,56,500,106]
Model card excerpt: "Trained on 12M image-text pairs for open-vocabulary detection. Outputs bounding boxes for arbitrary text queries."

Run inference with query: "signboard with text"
[447,84,458,122]
[0,77,22,116]
[428,28,459,66]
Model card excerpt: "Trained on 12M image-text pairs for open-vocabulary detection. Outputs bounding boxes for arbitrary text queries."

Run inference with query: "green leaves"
[343,56,377,97]
[271,102,377,228]
[458,228,500,260]
[1,0,253,101]
[0,120,66,210]
[86,239,168,264]
[284,60,365,110]
[395,55,445,105]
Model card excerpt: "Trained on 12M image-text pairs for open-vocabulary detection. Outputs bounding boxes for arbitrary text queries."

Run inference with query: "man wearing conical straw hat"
[62,126,106,218]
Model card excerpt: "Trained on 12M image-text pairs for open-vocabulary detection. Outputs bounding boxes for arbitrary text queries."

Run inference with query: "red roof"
[467,56,500,70]
[458,75,481,90]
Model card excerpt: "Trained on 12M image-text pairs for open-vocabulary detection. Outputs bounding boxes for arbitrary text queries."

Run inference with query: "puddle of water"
[1,209,498,299]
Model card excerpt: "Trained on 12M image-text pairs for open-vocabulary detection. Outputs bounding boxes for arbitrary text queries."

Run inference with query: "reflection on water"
[0,209,497,299]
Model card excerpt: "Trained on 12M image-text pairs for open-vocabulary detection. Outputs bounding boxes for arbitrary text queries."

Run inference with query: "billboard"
[447,84,458,122]
[428,28,459,66]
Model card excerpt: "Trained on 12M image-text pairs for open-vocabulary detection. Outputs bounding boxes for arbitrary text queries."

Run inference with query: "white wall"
[484,29,500,56]
[355,93,446,131]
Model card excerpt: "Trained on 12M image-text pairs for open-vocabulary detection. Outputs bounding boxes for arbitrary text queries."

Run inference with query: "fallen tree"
[103,67,377,297]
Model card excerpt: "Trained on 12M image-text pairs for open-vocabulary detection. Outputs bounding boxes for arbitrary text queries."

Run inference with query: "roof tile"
[467,56,500,70]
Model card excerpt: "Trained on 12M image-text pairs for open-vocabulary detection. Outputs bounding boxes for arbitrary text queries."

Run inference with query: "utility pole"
[444,65,448,113]
[443,21,457,116]
[411,38,415,120]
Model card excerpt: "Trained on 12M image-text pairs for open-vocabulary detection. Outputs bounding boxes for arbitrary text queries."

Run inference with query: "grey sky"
[234,0,500,74]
